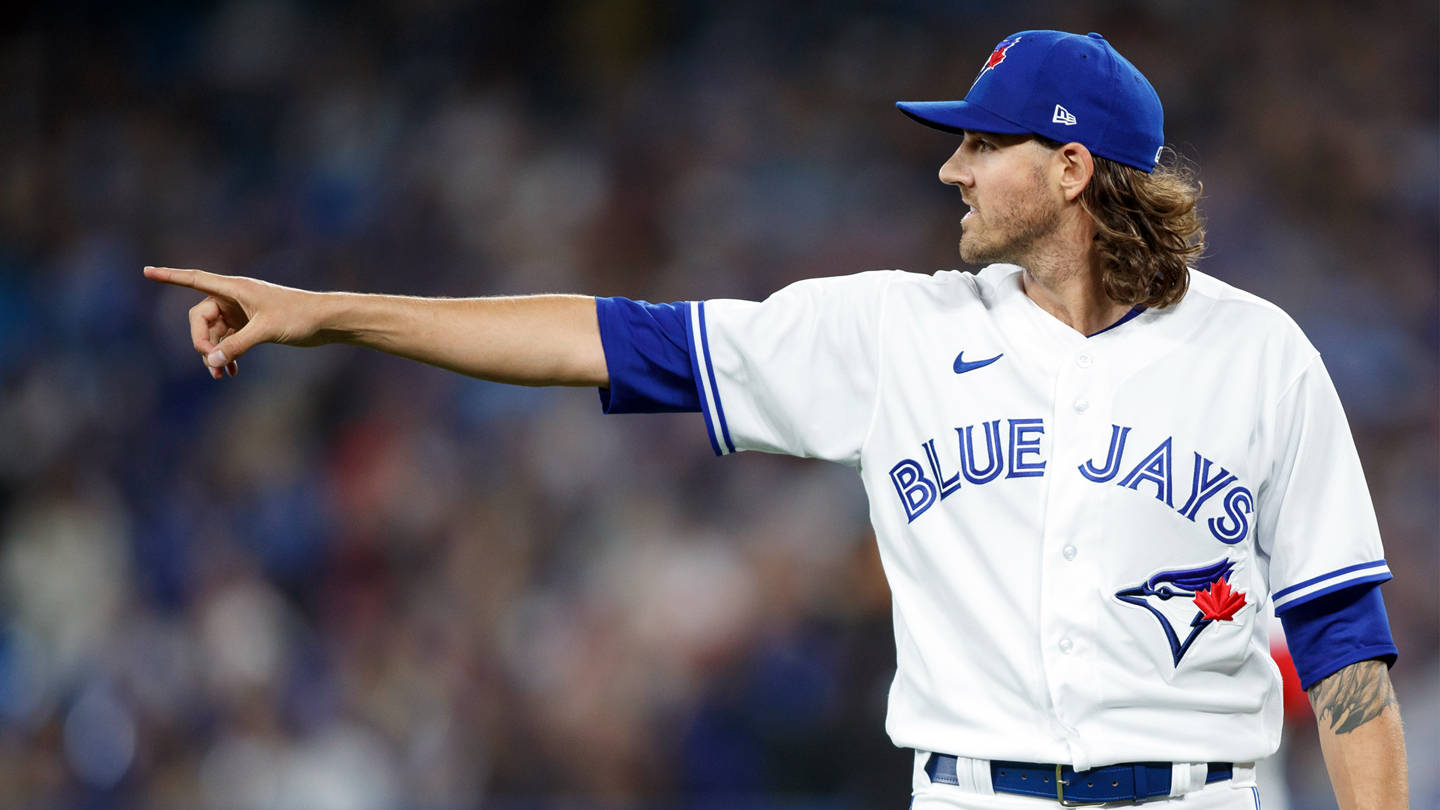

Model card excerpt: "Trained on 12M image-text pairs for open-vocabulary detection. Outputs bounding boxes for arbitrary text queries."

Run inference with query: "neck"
[1018,248,1129,336]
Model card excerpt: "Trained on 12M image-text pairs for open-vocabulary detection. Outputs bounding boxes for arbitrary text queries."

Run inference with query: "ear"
[1055,142,1095,202]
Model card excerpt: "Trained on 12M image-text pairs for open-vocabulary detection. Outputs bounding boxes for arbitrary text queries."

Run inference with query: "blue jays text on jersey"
[888,419,1253,544]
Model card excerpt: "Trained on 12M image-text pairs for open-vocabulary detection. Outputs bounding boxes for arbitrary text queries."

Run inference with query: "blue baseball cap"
[896,31,1164,172]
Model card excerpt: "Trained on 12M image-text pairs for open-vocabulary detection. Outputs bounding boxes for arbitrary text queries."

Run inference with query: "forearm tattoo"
[1308,660,1398,735]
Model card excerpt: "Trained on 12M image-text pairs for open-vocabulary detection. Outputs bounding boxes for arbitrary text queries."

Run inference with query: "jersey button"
[1059,638,1074,654]
[1063,545,1077,560]
[1073,398,1089,413]
[1076,353,1094,369]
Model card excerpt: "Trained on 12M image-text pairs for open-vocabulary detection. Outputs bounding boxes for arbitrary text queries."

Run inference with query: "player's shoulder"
[768,268,907,298]
[767,267,990,309]
[1178,270,1314,347]
[1163,269,1323,383]
[763,266,1012,297]
[880,264,1020,306]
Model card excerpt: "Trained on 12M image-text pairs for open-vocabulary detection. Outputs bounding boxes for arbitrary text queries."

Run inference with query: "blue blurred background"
[0,1,1435,808]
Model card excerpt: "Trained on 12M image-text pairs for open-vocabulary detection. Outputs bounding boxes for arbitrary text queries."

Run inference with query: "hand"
[143,266,327,379]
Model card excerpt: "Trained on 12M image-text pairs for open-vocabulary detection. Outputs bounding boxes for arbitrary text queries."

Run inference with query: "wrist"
[310,290,365,346]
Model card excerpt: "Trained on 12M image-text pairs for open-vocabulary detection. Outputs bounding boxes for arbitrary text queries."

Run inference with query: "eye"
[962,135,994,154]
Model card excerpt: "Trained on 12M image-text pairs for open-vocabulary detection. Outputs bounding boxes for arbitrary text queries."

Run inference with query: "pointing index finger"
[143,266,238,297]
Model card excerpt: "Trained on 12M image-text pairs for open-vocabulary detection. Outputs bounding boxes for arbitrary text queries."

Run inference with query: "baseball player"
[146,30,1407,809]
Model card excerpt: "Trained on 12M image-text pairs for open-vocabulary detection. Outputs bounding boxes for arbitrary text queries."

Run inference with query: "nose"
[938,145,971,187]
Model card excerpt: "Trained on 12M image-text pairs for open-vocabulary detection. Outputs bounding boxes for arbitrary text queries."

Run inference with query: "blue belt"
[924,753,1233,805]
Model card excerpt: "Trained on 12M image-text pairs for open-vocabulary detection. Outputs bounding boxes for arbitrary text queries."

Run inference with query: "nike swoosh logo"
[953,351,1003,374]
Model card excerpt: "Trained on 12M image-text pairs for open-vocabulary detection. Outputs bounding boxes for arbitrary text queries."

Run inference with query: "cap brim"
[895,100,1031,136]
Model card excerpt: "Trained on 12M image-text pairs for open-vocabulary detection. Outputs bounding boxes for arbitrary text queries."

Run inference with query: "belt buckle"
[1056,764,1107,807]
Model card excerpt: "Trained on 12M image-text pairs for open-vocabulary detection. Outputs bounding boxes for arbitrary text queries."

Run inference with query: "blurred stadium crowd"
[0,1,1435,808]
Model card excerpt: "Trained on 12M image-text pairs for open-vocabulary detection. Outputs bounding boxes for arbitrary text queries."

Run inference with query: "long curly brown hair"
[1075,148,1205,309]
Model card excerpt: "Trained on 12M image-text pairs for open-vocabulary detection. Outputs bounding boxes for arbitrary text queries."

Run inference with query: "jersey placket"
[1034,333,1114,767]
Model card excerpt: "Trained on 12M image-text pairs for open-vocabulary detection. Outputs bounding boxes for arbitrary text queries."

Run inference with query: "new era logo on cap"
[895,31,1166,172]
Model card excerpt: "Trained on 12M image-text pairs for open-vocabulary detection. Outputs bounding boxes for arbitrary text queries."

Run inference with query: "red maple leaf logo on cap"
[984,44,1011,71]
[1193,577,1247,621]
[972,36,1021,88]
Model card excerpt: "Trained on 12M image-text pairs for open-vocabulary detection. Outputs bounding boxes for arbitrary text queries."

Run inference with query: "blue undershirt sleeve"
[594,296,702,414]
[1278,582,1398,691]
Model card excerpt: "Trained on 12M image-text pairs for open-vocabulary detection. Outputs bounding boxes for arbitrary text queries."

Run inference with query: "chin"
[960,233,1019,266]
[959,240,992,265]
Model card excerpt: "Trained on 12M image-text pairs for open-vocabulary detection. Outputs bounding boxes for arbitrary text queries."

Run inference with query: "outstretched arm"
[1307,659,1409,809]
[143,266,607,386]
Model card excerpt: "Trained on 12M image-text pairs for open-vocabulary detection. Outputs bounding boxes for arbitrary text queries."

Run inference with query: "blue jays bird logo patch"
[971,36,1021,89]
[1115,558,1248,666]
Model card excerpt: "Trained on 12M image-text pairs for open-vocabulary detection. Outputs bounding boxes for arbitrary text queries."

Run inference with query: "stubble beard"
[958,175,1062,267]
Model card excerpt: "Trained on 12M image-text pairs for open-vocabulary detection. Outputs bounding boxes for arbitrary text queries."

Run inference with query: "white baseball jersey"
[686,264,1390,770]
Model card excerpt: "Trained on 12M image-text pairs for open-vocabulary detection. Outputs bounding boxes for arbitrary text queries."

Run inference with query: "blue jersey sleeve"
[594,296,702,414]
[1278,582,1398,691]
